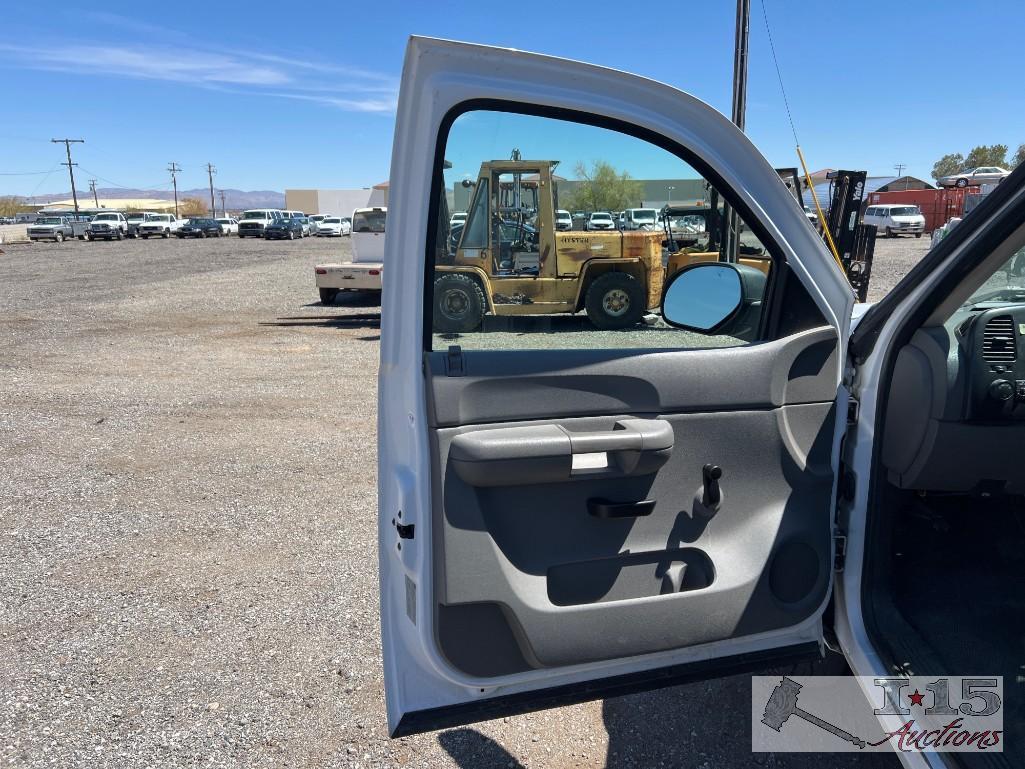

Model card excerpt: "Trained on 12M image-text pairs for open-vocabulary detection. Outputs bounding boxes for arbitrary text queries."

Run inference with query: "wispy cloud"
[0,39,398,113]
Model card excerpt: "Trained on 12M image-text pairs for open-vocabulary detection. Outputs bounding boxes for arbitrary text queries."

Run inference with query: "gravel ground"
[0,233,927,768]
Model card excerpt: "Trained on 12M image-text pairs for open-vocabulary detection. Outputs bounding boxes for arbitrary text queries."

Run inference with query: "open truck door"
[378,37,855,737]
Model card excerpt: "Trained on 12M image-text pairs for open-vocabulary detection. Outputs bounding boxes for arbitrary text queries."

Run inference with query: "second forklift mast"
[824,170,876,303]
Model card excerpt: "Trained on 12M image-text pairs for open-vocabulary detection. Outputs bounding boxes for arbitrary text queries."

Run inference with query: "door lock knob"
[702,464,723,511]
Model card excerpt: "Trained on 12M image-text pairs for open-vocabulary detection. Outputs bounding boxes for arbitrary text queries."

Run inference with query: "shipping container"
[865,188,970,232]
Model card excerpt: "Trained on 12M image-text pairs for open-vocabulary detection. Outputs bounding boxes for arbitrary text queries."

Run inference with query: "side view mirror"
[661,262,766,336]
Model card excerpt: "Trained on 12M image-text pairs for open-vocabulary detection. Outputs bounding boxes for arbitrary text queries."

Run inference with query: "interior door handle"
[587,498,656,518]
[449,418,674,487]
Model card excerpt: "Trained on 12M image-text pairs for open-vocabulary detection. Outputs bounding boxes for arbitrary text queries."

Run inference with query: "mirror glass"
[662,264,742,331]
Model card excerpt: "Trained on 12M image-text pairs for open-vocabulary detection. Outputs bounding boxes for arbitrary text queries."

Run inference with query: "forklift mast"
[825,170,876,303]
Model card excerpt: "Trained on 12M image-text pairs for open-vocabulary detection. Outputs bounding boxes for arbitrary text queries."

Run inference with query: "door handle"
[587,498,656,519]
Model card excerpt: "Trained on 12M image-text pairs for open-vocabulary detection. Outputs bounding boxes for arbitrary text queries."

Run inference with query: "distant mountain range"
[26,187,285,210]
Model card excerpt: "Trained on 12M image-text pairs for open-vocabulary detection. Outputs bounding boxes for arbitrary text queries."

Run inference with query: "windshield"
[962,246,1025,308]
[94,214,118,221]
[889,207,921,217]
[591,213,612,221]
[242,211,270,220]
[37,217,63,224]
[631,209,657,221]
[672,215,706,231]
[352,210,386,232]
[323,218,340,224]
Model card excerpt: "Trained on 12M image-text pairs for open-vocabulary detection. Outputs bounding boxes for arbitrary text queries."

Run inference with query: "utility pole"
[218,190,227,217]
[51,138,84,216]
[667,185,675,204]
[89,179,99,208]
[894,163,908,190]
[168,162,181,218]
[205,163,216,217]
[722,0,751,262]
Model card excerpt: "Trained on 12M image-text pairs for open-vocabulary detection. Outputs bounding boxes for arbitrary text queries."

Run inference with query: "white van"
[314,207,386,303]
[622,207,659,230]
[863,204,925,238]
[237,209,282,238]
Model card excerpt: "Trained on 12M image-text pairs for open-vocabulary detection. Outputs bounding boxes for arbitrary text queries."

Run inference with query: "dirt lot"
[0,234,926,768]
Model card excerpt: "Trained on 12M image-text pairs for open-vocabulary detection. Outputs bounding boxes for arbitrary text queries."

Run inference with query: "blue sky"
[1,1,1022,197]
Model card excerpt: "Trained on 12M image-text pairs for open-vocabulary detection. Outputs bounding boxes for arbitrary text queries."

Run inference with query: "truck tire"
[585,272,646,330]
[54,231,64,243]
[115,229,123,241]
[84,232,92,241]
[433,273,485,333]
[163,229,170,238]
[319,287,339,304]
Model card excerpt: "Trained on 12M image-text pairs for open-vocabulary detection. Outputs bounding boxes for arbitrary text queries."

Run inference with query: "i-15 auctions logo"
[751,676,1003,753]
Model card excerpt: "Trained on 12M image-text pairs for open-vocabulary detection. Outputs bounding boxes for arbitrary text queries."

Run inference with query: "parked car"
[863,204,926,238]
[316,216,351,237]
[238,209,282,237]
[264,217,305,240]
[298,216,312,237]
[621,207,659,231]
[125,212,160,238]
[215,217,239,235]
[27,216,75,242]
[137,214,181,238]
[87,212,128,240]
[585,211,616,231]
[937,166,1010,188]
[175,218,224,238]
[555,209,573,231]
[308,214,326,234]
[450,212,468,228]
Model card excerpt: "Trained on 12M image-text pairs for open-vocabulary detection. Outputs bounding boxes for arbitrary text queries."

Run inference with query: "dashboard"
[881,299,1025,494]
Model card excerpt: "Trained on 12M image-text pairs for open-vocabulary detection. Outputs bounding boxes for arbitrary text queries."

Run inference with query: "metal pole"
[89,179,99,208]
[894,163,907,190]
[206,163,216,217]
[51,139,84,216]
[168,163,181,218]
[219,190,227,217]
[722,0,750,262]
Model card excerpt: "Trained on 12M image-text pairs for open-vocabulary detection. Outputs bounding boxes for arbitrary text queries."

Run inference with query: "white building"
[285,183,388,216]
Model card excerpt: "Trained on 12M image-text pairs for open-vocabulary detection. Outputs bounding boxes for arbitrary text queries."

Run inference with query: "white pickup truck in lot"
[376,38,1025,766]
[314,207,385,303]
[87,212,128,241]
[136,214,181,238]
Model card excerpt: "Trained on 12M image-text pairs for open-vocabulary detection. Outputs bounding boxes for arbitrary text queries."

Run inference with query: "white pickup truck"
[87,212,128,241]
[136,214,181,239]
[314,207,385,303]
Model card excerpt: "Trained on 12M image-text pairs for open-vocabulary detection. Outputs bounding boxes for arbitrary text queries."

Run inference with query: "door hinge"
[446,345,465,377]
[834,531,848,572]
[846,397,860,426]
[396,523,415,540]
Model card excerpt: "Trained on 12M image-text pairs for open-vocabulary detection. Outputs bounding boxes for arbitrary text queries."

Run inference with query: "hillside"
[25,188,285,210]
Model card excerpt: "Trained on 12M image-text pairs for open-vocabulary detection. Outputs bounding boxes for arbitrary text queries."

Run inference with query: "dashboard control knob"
[989,379,1015,402]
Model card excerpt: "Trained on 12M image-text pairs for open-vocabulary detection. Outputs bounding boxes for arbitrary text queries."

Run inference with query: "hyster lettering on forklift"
[434,158,665,332]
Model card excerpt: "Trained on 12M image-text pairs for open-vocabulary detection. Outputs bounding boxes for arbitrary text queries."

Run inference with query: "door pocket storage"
[547,548,714,606]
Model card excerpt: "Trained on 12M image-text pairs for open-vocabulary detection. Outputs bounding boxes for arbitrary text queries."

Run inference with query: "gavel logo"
[761,677,868,749]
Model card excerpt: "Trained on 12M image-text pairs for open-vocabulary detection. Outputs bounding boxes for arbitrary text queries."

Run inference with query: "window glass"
[353,210,386,233]
[429,109,772,351]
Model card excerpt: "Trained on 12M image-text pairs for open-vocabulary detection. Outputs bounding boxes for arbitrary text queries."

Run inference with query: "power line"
[51,138,84,216]
[0,170,58,176]
[759,0,799,146]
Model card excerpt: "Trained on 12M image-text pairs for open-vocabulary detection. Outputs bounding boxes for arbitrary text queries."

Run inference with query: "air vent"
[982,316,1017,363]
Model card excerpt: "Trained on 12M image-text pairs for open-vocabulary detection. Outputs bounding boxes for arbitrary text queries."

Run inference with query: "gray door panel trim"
[426,326,839,427]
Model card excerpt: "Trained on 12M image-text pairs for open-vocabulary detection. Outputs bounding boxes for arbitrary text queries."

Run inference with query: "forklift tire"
[585,272,646,330]
[319,287,339,305]
[433,273,485,333]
